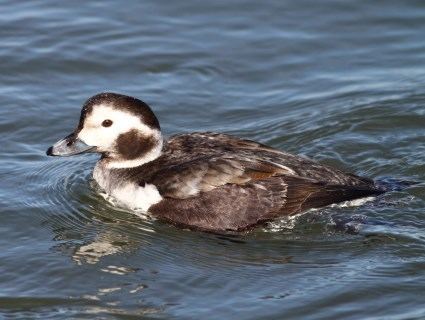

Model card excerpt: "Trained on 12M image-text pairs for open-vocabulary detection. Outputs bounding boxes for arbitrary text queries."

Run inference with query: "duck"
[46,92,385,232]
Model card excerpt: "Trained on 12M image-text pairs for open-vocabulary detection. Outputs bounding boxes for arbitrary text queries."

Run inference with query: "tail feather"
[300,184,384,210]
[279,176,386,215]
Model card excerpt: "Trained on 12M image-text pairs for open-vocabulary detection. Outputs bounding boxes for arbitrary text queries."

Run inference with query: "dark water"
[1,0,424,319]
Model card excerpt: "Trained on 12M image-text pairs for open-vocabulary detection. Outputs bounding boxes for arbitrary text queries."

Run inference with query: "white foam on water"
[264,196,377,232]
[329,196,376,208]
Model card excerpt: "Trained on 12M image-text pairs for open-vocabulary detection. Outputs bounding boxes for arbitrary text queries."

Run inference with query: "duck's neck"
[102,136,164,170]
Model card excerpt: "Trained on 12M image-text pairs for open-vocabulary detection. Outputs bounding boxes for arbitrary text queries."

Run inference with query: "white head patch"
[78,104,162,168]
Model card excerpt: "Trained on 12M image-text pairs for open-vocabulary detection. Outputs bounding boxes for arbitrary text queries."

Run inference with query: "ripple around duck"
[19,154,212,268]
[20,157,96,232]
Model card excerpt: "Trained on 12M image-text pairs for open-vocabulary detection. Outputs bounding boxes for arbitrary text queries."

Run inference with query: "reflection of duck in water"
[50,220,140,265]
[47,93,385,232]
[50,208,154,265]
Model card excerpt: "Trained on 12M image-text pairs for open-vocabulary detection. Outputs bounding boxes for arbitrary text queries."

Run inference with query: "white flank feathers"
[111,182,162,212]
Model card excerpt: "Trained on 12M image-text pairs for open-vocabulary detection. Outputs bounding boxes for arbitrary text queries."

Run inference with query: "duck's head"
[46,92,163,168]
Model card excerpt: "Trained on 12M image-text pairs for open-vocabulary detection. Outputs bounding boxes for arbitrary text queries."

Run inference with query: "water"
[0,0,424,318]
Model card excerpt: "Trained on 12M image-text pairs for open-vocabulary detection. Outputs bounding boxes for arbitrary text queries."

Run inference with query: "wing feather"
[150,156,291,199]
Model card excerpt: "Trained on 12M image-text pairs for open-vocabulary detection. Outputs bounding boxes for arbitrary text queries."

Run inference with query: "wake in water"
[375,177,419,192]
[265,177,418,234]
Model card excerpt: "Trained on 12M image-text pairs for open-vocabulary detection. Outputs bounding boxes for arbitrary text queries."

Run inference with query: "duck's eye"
[102,119,113,127]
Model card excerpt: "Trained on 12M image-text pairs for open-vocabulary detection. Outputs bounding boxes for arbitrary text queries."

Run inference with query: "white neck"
[104,139,163,169]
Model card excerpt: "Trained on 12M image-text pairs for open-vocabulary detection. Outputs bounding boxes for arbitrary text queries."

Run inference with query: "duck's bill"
[46,133,95,156]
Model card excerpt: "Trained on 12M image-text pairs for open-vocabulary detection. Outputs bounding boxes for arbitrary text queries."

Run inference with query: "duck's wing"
[149,156,294,199]
[149,174,383,232]
[149,175,288,231]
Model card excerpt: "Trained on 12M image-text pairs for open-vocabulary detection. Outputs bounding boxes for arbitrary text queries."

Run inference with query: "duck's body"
[47,93,384,231]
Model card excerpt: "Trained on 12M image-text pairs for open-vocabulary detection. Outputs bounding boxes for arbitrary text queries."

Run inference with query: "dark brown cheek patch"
[116,129,156,160]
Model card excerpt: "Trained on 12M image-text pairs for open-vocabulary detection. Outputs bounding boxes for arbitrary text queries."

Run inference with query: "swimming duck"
[47,92,384,231]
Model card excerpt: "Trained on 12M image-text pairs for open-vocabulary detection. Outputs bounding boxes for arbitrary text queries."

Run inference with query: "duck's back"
[164,132,375,187]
